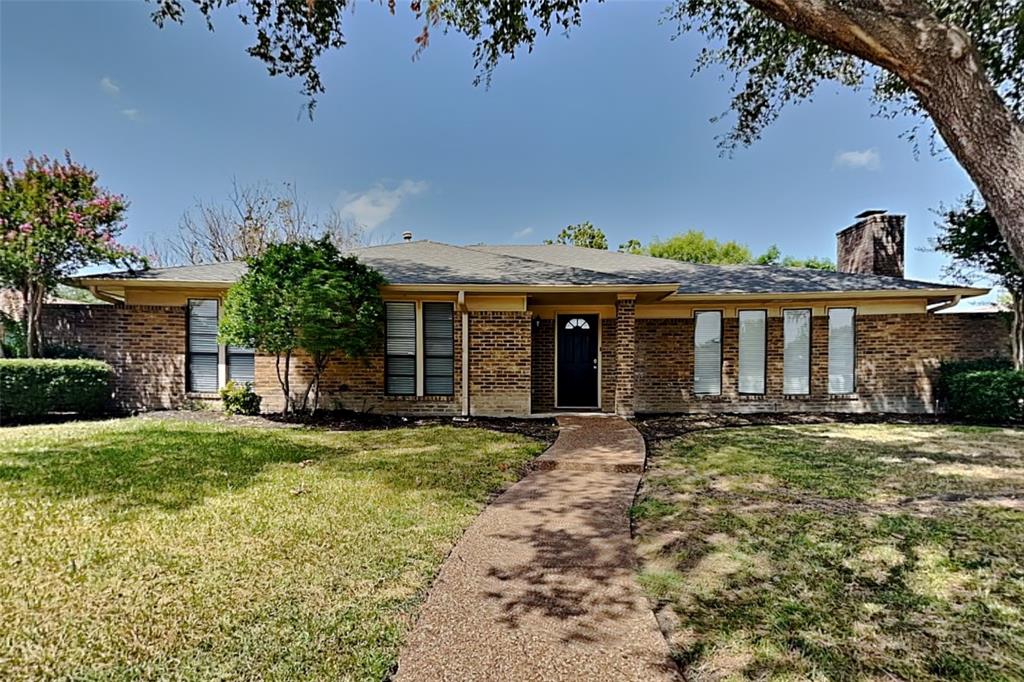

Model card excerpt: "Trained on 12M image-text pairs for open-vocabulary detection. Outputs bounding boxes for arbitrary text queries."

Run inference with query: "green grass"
[0,418,545,681]
[633,423,1024,681]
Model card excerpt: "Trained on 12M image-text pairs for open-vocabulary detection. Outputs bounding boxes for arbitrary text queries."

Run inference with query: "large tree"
[0,153,145,357]
[150,0,1024,270]
[621,231,835,267]
[934,195,1023,369]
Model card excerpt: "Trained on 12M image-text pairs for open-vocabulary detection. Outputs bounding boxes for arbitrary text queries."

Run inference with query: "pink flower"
[19,222,32,234]
[101,232,112,242]
[4,231,16,241]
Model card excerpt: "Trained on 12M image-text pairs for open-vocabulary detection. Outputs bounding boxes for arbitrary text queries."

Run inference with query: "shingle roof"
[82,240,972,295]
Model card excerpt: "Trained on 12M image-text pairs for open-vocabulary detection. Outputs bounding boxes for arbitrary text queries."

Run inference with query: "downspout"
[459,291,470,417]
[927,294,962,314]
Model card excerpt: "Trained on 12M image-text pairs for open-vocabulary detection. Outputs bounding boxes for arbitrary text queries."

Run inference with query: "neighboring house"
[59,210,1007,417]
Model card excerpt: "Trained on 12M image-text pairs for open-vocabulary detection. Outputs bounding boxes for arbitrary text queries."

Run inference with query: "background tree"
[0,153,145,357]
[151,0,1024,271]
[545,222,608,250]
[648,230,753,264]
[755,244,836,270]
[149,180,364,266]
[618,238,643,254]
[933,195,1023,369]
[219,238,385,414]
[628,230,835,268]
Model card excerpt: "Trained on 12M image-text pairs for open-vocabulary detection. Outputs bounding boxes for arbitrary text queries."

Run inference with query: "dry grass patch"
[0,418,545,680]
[633,423,1024,680]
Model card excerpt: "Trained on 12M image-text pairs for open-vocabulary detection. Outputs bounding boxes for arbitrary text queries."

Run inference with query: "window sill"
[383,394,455,402]
[828,393,859,401]
[692,394,731,402]
[186,392,221,400]
[738,394,768,401]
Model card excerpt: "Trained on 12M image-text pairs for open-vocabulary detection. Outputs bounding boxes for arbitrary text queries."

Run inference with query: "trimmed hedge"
[936,357,1013,401]
[0,359,113,421]
[945,370,1024,424]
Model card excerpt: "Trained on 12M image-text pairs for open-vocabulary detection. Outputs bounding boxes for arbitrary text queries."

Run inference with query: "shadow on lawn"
[0,422,536,513]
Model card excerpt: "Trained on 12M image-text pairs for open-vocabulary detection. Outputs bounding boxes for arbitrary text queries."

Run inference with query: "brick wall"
[601,318,617,412]
[42,303,187,410]
[635,312,1009,414]
[255,312,463,416]
[469,310,531,416]
[531,318,555,413]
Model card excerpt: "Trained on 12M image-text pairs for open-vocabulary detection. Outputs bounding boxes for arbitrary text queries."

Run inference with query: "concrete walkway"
[395,415,677,682]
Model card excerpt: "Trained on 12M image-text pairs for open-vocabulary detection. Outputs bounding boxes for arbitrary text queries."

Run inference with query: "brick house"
[61,211,1007,417]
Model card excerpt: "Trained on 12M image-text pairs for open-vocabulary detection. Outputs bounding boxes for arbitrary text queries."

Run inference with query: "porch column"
[615,294,636,417]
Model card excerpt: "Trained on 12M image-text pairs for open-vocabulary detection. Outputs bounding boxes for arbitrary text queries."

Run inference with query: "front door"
[557,314,599,408]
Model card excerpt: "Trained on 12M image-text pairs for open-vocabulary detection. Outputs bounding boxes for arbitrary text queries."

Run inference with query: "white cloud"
[100,76,120,95]
[513,227,534,239]
[121,108,140,121]
[834,148,881,171]
[337,180,428,230]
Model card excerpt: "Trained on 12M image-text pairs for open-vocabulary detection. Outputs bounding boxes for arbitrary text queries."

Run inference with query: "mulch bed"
[633,411,950,444]
[272,410,559,443]
[146,408,559,444]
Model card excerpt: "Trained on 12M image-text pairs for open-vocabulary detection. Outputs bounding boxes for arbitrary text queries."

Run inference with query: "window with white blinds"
[693,311,722,395]
[828,308,856,394]
[737,310,766,394]
[385,302,417,395]
[423,302,454,395]
[783,309,811,395]
[187,299,219,393]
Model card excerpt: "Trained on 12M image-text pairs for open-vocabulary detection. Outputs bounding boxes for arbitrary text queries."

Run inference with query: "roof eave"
[661,286,989,302]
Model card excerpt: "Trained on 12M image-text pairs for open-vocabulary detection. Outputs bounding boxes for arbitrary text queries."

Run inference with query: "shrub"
[936,357,1013,401]
[945,370,1024,423]
[0,359,112,421]
[220,380,262,416]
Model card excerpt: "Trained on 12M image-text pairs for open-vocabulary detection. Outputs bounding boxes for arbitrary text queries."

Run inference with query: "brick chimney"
[836,210,905,278]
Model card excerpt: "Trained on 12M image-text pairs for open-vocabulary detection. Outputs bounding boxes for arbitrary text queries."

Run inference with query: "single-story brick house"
[57,210,1007,417]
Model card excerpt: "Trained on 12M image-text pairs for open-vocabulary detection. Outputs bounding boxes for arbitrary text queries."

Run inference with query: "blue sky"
[1,0,979,286]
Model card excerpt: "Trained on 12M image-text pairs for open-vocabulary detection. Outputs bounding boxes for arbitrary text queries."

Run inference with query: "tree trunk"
[743,0,1024,269]
[275,351,293,415]
[23,283,45,358]
[1012,293,1024,371]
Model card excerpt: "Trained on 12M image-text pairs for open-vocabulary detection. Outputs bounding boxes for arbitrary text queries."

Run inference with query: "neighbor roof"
[79,240,980,296]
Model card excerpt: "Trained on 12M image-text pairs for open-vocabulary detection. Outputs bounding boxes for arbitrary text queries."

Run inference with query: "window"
[828,308,856,394]
[564,317,591,330]
[693,311,722,395]
[187,299,219,393]
[737,310,766,394]
[385,302,417,395]
[783,309,811,395]
[227,344,255,385]
[423,302,454,395]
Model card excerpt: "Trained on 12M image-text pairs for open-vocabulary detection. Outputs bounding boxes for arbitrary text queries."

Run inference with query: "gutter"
[927,294,962,314]
[88,286,124,304]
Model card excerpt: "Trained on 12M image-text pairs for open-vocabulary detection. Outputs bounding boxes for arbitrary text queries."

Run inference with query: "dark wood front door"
[557,314,599,408]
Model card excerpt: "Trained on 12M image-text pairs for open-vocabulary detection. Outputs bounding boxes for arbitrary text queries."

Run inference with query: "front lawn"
[633,423,1024,680]
[0,418,545,680]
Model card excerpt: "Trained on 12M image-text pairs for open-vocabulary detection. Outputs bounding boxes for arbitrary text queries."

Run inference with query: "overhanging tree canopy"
[150,0,1024,270]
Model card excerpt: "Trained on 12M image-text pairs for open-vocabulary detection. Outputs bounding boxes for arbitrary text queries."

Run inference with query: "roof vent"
[402,231,413,242]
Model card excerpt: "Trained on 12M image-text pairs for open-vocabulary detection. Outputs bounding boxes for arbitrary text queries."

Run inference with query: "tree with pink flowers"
[0,152,146,357]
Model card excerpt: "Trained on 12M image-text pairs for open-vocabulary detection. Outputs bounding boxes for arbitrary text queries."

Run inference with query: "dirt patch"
[634,412,947,445]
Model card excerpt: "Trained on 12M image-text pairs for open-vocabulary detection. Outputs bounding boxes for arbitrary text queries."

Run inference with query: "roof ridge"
[460,244,659,286]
